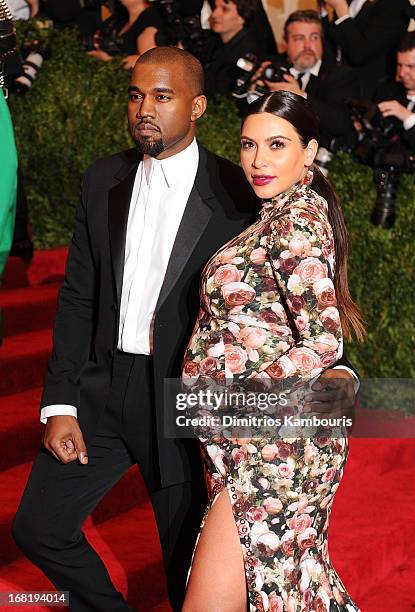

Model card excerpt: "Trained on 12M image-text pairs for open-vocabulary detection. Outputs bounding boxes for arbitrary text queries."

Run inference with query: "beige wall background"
[262,0,317,47]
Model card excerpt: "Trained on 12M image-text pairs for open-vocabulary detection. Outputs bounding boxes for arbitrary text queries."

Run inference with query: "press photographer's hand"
[249,60,271,91]
[378,100,413,122]
[265,74,306,97]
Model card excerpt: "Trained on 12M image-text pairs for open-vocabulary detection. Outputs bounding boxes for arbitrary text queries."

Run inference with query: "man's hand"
[378,100,412,123]
[265,74,306,98]
[304,368,356,424]
[43,416,88,464]
[27,0,39,18]
[323,0,349,19]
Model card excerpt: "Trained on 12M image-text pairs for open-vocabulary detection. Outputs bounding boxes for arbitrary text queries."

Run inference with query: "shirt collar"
[291,58,322,78]
[143,138,198,188]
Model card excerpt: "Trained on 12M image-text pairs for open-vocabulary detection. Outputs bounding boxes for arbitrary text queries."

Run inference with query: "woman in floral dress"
[182,91,365,612]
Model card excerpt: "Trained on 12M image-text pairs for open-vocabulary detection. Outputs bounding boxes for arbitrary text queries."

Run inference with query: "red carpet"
[1,248,414,611]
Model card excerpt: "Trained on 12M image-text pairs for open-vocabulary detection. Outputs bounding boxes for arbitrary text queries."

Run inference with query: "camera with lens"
[232,55,292,100]
[349,99,415,229]
[260,62,291,86]
[232,53,259,99]
[12,39,51,94]
[148,0,207,60]
[82,23,123,55]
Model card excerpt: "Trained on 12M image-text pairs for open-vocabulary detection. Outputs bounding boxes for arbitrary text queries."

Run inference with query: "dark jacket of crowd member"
[96,1,164,56]
[206,0,277,58]
[305,57,359,150]
[43,0,102,36]
[375,80,415,150]
[322,0,410,98]
[374,33,415,152]
[203,28,262,99]
[203,0,265,99]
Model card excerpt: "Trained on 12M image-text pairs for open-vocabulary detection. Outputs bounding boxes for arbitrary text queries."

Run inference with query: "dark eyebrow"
[266,135,292,143]
[154,87,174,94]
[241,135,293,143]
[127,86,175,94]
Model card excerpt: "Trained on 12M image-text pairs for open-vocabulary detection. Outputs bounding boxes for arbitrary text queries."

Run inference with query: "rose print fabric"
[182,171,360,612]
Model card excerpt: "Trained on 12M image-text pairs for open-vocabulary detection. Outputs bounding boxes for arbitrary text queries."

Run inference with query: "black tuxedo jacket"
[323,0,410,98]
[374,80,415,150]
[41,142,356,488]
[305,58,359,149]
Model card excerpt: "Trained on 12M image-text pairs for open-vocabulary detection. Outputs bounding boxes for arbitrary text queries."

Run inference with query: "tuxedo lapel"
[155,144,215,313]
[155,184,214,313]
[108,150,141,303]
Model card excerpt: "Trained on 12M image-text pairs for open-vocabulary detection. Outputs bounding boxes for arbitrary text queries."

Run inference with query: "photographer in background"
[86,0,163,69]
[321,0,410,98]
[203,0,263,99]
[249,10,358,152]
[376,32,415,151]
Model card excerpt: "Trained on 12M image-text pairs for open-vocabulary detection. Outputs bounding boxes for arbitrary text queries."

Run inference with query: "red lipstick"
[252,175,276,186]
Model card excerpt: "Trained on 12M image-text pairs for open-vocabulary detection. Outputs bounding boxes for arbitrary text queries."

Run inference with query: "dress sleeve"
[263,202,343,381]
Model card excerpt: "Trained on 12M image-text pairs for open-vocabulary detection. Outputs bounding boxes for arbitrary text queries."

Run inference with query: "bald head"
[136,46,205,97]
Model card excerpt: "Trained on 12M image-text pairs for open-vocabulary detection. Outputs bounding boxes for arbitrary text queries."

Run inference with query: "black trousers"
[12,352,207,611]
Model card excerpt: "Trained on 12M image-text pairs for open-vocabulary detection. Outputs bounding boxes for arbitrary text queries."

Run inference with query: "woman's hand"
[87,49,113,62]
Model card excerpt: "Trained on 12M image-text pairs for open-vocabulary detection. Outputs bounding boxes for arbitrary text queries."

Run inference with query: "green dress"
[0,92,17,280]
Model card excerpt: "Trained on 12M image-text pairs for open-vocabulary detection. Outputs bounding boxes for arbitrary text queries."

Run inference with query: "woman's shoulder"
[269,187,333,244]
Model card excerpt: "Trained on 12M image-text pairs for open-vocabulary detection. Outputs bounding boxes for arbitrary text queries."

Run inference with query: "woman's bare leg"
[182,488,247,612]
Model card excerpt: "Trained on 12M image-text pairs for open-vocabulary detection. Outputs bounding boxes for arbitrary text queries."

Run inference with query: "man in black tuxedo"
[13,46,358,611]
[321,0,410,98]
[250,10,359,150]
[376,31,415,151]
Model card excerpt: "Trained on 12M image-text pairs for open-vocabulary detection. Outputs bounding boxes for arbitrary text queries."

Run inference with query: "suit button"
[108,348,114,358]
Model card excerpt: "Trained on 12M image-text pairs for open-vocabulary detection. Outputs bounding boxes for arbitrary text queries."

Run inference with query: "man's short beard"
[134,136,165,157]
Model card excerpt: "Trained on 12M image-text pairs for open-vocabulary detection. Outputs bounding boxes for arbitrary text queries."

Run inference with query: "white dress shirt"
[40,139,199,423]
[290,59,323,92]
[403,94,415,131]
[118,138,199,353]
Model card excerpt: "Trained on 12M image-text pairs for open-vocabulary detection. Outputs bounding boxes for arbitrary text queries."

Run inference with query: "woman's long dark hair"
[243,91,365,342]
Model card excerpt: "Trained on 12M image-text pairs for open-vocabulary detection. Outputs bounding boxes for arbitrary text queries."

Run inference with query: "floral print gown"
[182,171,360,612]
